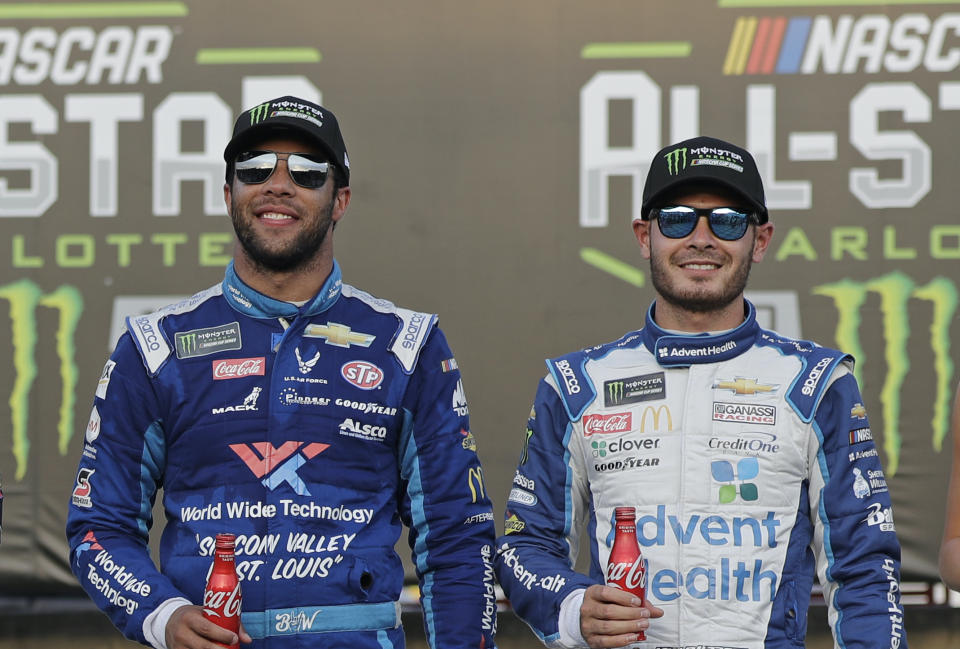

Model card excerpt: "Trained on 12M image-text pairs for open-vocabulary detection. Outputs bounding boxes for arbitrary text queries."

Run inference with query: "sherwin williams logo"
[711,458,759,503]
[304,322,375,348]
[229,441,330,496]
[664,147,687,175]
[175,322,242,359]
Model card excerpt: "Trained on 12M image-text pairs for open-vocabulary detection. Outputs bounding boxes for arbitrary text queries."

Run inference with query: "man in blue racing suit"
[66,96,498,649]
[495,136,906,649]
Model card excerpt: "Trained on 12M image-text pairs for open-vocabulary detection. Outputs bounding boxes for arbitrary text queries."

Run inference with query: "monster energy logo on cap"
[249,102,271,125]
[664,147,688,175]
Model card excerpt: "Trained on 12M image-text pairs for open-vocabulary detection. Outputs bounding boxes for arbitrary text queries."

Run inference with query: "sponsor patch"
[712,377,778,395]
[304,322,375,348]
[212,387,262,414]
[461,429,477,451]
[95,360,116,399]
[338,417,387,442]
[85,406,101,443]
[603,372,664,407]
[583,412,632,437]
[864,502,895,532]
[849,427,873,445]
[508,488,538,507]
[850,402,868,419]
[212,357,265,380]
[441,358,458,372]
[341,360,384,390]
[504,512,526,535]
[712,402,776,425]
[852,467,871,498]
[175,322,242,359]
[71,468,95,508]
[452,379,469,416]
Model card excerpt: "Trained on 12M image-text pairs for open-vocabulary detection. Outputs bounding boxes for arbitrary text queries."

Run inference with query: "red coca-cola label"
[203,582,242,620]
[212,357,265,380]
[583,412,632,436]
[606,556,646,593]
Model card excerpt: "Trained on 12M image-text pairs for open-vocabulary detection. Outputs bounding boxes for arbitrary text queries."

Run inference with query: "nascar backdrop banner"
[0,0,956,592]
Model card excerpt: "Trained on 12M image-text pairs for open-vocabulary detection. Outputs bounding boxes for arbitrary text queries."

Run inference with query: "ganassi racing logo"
[229,441,330,496]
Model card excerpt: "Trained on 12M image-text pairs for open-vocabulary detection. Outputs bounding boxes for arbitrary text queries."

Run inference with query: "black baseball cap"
[640,136,767,223]
[223,96,350,184]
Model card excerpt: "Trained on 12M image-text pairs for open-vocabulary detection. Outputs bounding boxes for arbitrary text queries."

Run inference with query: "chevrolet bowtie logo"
[713,378,778,395]
[850,403,868,419]
[304,322,376,348]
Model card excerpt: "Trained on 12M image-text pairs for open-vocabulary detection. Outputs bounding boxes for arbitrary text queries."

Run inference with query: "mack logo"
[229,441,330,496]
[249,102,271,124]
[304,322,375,348]
[816,271,958,474]
[175,322,242,359]
[664,147,687,175]
[713,377,778,395]
[604,372,665,406]
[0,280,83,479]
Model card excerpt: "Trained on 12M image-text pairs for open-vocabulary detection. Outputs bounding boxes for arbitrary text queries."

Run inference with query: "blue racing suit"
[495,301,905,649]
[66,260,498,649]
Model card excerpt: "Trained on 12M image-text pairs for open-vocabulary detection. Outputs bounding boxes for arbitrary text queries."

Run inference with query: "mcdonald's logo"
[0,280,84,480]
[638,405,672,433]
[467,466,486,503]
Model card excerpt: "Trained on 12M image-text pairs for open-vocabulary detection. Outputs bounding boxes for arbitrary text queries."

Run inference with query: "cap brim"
[641,177,768,223]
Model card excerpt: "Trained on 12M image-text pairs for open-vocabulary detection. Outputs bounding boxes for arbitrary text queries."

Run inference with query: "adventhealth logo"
[712,457,760,503]
[664,147,687,175]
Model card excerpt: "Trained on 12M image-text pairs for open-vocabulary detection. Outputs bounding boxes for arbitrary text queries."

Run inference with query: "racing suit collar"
[221,259,343,319]
[642,299,759,367]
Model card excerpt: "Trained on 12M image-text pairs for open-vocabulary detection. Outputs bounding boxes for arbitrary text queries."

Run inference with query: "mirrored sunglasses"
[653,205,756,241]
[234,151,331,189]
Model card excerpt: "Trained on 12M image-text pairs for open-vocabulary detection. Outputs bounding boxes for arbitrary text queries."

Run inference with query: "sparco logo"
[402,312,427,350]
[664,147,687,175]
[213,358,265,380]
[583,412,632,437]
[555,360,580,394]
[801,357,834,397]
[0,280,83,479]
[133,316,161,351]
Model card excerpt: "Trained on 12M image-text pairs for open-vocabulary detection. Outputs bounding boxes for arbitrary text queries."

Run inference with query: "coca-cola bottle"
[203,533,242,648]
[606,506,647,641]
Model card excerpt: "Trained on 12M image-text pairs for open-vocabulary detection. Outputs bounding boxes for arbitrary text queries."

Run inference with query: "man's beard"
[231,199,334,273]
[648,240,754,314]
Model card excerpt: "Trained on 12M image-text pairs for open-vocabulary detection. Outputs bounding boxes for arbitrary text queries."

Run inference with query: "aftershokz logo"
[712,458,760,503]
[229,441,330,496]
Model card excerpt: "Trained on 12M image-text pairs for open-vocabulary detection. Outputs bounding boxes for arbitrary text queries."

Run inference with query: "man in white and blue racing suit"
[66,96,498,649]
[495,136,905,649]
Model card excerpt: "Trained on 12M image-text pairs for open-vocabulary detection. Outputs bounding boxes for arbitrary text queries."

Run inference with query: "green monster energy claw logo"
[664,147,688,175]
[814,271,957,475]
[250,102,271,124]
[0,280,84,480]
[519,427,533,465]
[178,332,197,355]
[607,381,625,403]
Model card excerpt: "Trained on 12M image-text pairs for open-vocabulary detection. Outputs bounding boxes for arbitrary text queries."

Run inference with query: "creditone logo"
[212,357,265,380]
[71,468,95,508]
[711,457,760,503]
[713,377,778,395]
[0,280,83,480]
[175,322,242,359]
[603,372,665,407]
[304,322,375,348]
[723,13,960,76]
[341,360,384,390]
[713,402,776,425]
[228,441,330,496]
[583,412,632,437]
[815,272,958,474]
[709,431,780,456]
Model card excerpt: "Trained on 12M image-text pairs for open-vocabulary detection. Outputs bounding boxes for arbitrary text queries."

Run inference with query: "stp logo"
[341,361,384,390]
[212,357,266,380]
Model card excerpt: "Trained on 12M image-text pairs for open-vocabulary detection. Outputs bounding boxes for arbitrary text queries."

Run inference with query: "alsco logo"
[229,441,330,496]
[664,147,687,175]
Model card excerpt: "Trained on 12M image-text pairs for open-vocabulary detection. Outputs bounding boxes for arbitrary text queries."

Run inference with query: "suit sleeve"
[397,326,498,649]
[494,376,595,646]
[808,369,907,649]
[65,333,185,645]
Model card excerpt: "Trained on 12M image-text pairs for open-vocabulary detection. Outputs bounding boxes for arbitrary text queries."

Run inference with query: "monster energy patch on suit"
[604,372,665,407]
[175,322,242,359]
